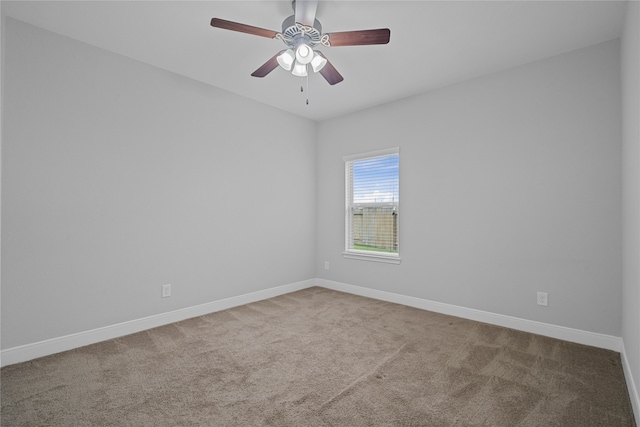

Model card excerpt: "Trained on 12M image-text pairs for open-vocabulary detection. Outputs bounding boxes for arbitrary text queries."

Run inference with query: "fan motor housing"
[281,15,323,48]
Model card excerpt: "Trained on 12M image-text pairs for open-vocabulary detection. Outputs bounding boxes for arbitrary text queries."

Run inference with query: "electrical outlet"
[162,284,171,298]
[324,261,330,270]
[537,292,548,306]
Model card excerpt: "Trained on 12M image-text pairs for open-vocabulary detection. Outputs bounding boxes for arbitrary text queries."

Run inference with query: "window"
[343,148,400,264]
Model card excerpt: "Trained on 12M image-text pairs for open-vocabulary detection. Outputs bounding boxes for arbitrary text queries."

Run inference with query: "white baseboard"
[0,279,315,367]
[0,277,627,364]
[621,342,640,423]
[316,278,623,352]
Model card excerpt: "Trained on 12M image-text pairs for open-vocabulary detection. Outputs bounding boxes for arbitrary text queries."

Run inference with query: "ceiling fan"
[210,0,390,85]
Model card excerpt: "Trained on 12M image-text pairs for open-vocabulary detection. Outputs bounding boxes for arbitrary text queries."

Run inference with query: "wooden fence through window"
[352,207,398,252]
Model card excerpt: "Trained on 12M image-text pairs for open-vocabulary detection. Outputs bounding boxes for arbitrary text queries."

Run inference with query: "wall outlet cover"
[537,292,548,306]
[162,284,171,298]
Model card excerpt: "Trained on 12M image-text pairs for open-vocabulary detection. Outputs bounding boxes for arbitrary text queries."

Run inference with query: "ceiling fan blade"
[251,51,285,78]
[210,18,278,39]
[326,28,390,47]
[317,54,343,85]
[294,0,318,26]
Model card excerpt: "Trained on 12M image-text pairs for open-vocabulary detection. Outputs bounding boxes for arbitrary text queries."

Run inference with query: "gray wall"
[621,0,640,406]
[1,18,317,349]
[316,40,623,336]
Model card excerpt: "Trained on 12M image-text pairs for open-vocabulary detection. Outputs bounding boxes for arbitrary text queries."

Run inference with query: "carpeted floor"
[1,287,636,426]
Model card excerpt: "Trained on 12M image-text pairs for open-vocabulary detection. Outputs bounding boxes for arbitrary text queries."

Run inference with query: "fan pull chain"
[298,72,309,105]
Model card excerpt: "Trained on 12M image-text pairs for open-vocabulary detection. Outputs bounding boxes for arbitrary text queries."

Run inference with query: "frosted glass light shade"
[277,49,295,71]
[295,44,313,65]
[310,52,327,73]
[291,61,308,77]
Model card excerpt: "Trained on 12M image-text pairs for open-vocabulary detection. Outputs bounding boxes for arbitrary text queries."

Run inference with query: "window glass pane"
[346,152,399,256]
[352,155,399,204]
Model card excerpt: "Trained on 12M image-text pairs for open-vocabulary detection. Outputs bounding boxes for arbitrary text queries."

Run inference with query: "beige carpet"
[1,287,636,426]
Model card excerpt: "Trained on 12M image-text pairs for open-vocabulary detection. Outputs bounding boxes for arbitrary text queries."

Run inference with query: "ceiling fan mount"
[210,0,390,85]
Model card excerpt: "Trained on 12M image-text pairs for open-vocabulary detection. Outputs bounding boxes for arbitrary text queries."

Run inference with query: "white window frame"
[343,147,400,264]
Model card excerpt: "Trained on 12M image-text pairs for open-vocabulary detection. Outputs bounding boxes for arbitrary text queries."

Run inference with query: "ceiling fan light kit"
[209,0,390,87]
[277,42,326,77]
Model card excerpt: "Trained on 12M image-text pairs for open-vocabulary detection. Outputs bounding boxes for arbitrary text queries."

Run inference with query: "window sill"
[342,251,401,264]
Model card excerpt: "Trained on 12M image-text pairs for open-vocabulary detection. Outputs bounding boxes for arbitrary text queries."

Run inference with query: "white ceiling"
[2,0,627,121]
